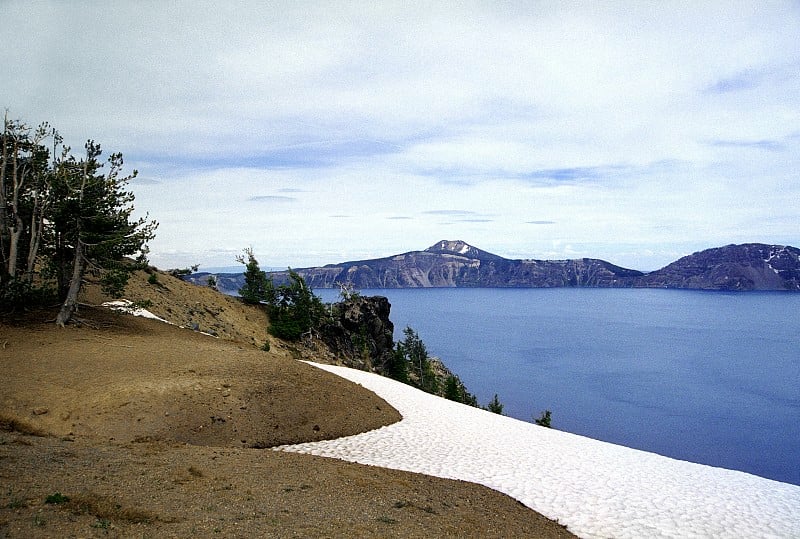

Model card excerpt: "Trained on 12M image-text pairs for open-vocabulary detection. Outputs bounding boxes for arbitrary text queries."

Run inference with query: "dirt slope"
[0,269,575,538]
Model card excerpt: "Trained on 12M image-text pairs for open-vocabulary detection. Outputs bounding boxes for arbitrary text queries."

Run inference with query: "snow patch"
[101,300,217,337]
[102,300,169,323]
[278,362,800,539]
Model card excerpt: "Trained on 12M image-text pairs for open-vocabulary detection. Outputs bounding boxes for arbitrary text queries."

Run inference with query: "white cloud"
[3,0,799,270]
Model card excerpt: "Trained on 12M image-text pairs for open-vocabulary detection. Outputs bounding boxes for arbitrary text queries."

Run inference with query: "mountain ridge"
[188,241,800,292]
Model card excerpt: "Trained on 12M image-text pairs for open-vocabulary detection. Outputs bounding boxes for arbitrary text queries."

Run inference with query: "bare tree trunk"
[56,241,84,327]
[7,222,22,278]
[56,145,92,327]
[25,183,47,282]
[5,132,24,279]
[0,113,9,275]
[25,218,41,281]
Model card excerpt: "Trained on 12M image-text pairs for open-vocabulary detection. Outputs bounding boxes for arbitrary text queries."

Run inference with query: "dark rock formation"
[316,295,395,372]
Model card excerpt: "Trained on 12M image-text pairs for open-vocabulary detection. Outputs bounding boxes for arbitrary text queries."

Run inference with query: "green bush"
[44,492,69,504]
[534,409,552,428]
[236,248,273,305]
[444,375,479,406]
[267,270,324,341]
[486,394,504,415]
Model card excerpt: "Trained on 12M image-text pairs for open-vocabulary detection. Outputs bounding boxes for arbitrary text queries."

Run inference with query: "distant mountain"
[185,241,800,292]
[269,240,644,289]
[637,243,800,291]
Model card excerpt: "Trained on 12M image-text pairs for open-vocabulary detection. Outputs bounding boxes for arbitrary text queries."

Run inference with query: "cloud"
[708,139,784,151]
[422,210,478,216]
[519,166,631,184]
[3,1,799,270]
[249,195,297,203]
[705,69,766,94]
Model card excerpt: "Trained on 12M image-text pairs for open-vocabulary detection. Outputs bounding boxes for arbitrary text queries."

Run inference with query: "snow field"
[277,362,800,539]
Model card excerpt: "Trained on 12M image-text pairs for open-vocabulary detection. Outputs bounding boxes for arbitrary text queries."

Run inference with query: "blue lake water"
[316,287,800,486]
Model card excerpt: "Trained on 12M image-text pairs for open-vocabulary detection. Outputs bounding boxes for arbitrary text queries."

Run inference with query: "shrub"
[236,248,273,305]
[486,394,504,415]
[267,270,324,341]
[534,409,552,428]
[444,375,479,406]
[44,492,69,504]
[394,327,439,393]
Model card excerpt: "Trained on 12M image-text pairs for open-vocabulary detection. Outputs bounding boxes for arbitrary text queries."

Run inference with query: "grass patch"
[64,493,155,524]
[44,492,69,505]
[7,497,27,509]
[91,517,112,529]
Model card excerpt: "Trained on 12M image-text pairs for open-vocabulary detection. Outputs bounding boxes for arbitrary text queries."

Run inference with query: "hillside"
[0,268,574,538]
[188,240,800,292]
[638,243,800,290]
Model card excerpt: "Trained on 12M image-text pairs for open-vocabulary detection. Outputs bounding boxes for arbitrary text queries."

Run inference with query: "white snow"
[102,300,169,323]
[101,300,218,337]
[278,362,800,539]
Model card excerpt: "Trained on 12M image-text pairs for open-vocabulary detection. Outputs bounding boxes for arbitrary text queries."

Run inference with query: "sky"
[3,1,799,271]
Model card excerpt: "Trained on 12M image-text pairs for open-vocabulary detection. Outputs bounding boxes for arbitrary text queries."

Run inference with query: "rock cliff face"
[637,244,800,291]
[185,240,800,292]
[272,240,644,289]
[316,296,395,372]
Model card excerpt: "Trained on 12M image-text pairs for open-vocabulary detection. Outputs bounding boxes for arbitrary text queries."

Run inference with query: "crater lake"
[316,287,800,486]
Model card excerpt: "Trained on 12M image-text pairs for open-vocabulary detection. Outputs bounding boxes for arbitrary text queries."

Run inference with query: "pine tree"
[236,247,272,304]
[534,410,552,428]
[267,269,323,341]
[54,141,157,326]
[487,394,504,415]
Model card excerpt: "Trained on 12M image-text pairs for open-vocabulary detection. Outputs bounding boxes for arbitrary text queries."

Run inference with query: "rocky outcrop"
[316,295,395,372]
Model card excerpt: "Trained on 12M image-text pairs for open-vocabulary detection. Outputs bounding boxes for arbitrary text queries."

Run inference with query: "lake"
[315,287,800,486]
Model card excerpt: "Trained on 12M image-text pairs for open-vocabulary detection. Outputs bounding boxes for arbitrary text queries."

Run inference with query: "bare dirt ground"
[0,271,575,538]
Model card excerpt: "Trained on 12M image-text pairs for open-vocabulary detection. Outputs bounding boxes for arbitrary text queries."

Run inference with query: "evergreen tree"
[267,269,323,341]
[487,394,504,414]
[534,409,552,428]
[2,115,156,321]
[53,141,157,326]
[443,374,479,406]
[394,326,438,394]
[0,114,57,307]
[236,247,272,304]
[384,346,409,383]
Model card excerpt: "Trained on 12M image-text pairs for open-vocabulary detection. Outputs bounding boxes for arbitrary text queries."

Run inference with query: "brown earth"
[0,270,575,538]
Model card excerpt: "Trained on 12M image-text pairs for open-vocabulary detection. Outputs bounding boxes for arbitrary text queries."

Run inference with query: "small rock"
[32,407,49,416]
